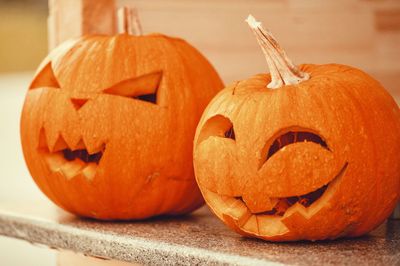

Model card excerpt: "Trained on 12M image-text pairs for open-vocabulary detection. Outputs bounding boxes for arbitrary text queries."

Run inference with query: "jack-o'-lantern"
[20,11,223,220]
[193,15,400,241]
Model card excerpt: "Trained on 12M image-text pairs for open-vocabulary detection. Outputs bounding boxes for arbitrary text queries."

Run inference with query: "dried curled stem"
[117,6,143,35]
[246,15,309,89]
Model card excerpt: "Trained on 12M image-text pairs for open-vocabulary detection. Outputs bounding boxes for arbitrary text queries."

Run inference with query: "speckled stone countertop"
[0,201,399,266]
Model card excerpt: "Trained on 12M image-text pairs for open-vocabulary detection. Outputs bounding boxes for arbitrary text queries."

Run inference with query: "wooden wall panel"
[118,0,400,99]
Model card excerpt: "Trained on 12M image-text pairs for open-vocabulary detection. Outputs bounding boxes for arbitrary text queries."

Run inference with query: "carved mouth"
[252,130,344,216]
[203,161,348,238]
[263,184,329,216]
[38,129,105,181]
[62,149,103,164]
[239,162,348,217]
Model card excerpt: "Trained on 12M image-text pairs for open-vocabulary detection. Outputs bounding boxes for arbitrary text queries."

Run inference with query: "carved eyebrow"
[29,62,60,89]
[103,71,162,104]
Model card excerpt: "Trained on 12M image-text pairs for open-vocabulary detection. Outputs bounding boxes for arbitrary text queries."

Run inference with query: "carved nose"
[70,98,88,111]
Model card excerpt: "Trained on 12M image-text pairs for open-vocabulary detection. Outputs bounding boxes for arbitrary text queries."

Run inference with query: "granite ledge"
[0,201,399,266]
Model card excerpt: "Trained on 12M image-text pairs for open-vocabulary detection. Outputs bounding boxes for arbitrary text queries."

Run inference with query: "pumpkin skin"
[21,33,223,220]
[193,62,400,241]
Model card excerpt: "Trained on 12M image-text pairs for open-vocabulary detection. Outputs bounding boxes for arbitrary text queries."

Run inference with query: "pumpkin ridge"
[332,69,397,235]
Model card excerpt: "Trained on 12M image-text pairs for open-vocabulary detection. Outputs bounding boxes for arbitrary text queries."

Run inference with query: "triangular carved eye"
[103,71,162,104]
[224,126,236,140]
[30,62,60,89]
[197,115,236,144]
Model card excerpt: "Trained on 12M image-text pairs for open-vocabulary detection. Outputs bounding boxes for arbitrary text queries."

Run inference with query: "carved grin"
[62,148,103,164]
[38,129,105,181]
[247,130,347,216]
[238,162,348,217]
[203,162,348,237]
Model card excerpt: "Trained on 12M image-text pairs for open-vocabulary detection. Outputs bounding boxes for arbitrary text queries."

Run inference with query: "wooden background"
[0,0,399,99]
[121,0,400,99]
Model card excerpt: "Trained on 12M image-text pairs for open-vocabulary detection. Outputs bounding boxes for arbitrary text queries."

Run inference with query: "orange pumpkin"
[193,15,400,241]
[20,14,223,219]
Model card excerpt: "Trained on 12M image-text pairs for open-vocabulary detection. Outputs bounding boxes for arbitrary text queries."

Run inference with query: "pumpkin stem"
[246,15,309,89]
[117,6,143,35]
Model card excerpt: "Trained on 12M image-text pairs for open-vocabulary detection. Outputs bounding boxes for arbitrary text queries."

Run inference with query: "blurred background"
[0,0,399,265]
[0,0,399,98]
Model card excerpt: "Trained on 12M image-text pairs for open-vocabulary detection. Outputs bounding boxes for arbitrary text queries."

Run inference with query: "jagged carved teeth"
[38,129,105,181]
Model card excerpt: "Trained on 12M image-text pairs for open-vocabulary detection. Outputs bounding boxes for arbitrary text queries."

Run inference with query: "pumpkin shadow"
[238,233,374,246]
[59,206,211,232]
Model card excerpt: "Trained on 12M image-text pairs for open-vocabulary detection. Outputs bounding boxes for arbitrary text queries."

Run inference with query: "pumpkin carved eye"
[104,71,162,104]
[197,115,236,144]
[224,126,236,140]
[266,131,328,160]
[29,63,60,89]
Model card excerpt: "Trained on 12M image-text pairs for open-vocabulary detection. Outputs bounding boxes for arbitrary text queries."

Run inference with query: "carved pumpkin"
[21,22,223,219]
[193,15,400,241]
